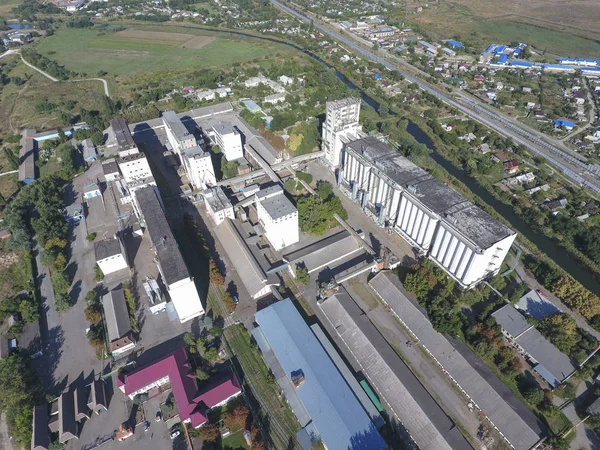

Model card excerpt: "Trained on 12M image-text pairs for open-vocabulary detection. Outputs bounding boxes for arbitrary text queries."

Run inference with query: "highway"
[270,0,600,195]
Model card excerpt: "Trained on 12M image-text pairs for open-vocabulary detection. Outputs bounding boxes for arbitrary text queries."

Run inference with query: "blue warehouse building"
[253,299,386,450]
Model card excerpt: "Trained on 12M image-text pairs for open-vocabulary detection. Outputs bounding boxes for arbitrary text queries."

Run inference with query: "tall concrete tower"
[322,97,362,168]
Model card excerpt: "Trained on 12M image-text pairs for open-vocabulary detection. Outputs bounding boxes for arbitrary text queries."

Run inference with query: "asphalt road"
[270,0,600,195]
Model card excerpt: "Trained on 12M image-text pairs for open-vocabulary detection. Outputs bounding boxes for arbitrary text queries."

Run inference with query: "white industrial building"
[94,237,128,275]
[255,185,299,251]
[340,136,516,288]
[212,123,243,161]
[204,186,234,225]
[116,151,152,183]
[181,146,216,190]
[322,98,362,168]
[108,117,138,155]
[135,186,205,322]
[162,110,196,156]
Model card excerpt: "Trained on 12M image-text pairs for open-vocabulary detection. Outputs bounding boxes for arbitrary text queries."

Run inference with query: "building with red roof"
[117,346,242,428]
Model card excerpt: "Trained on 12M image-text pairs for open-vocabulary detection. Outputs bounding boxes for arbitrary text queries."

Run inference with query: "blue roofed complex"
[253,299,386,450]
[448,39,462,48]
[497,54,508,64]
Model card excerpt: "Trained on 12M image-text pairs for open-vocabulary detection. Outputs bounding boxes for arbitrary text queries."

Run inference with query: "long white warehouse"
[340,136,516,288]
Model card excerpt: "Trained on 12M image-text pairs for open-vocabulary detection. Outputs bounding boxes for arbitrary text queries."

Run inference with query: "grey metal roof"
[74,386,90,421]
[135,187,190,286]
[258,190,296,220]
[94,238,122,261]
[87,380,107,411]
[212,122,235,136]
[102,159,119,175]
[493,305,577,385]
[368,272,543,450]
[492,304,532,337]
[344,136,514,249]
[110,117,136,151]
[255,299,386,450]
[320,290,470,450]
[214,219,272,297]
[102,288,131,342]
[19,153,35,182]
[58,391,77,443]
[283,231,361,273]
[162,110,192,142]
[32,404,50,450]
[587,397,600,415]
[516,290,561,320]
[116,151,146,163]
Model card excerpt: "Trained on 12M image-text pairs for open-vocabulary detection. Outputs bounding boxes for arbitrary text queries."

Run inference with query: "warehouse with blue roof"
[448,39,462,49]
[497,54,508,64]
[253,299,387,450]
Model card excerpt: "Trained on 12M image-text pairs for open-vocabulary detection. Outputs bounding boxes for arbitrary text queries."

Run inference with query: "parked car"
[143,421,150,432]
[155,411,161,422]
[170,424,180,440]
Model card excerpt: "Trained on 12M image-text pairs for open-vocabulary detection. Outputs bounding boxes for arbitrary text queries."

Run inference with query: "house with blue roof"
[448,39,462,49]
[253,299,387,450]
[373,73,382,80]
[554,120,575,130]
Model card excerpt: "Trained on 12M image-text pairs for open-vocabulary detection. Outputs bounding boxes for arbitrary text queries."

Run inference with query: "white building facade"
[255,185,299,251]
[204,186,234,225]
[322,98,362,168]
[162,110,196,156]
[212,124,243,161]
[182,147,216,190]
[340,136,516,289]
[117,152,153,183]
[95,238,129,275]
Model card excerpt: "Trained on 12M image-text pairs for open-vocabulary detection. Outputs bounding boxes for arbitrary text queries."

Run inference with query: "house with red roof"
[117,347,242,428]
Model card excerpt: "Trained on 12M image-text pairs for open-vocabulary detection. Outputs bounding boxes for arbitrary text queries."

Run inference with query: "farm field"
[410,1,600,58]
[35,27,297,77]
[0,0,21,15]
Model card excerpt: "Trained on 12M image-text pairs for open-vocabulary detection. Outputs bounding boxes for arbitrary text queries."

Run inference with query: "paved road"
[270,0,600,195]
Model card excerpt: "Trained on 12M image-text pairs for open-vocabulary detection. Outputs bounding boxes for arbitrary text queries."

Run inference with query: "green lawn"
[470,20,600,58]
[222,429,250,450]
[35,27,286,76]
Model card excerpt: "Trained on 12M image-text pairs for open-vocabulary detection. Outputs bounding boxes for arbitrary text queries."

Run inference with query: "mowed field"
[35,28,289,76]
[411,0,600,58]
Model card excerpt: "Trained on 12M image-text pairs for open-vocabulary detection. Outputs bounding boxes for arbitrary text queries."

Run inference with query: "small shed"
[82,139,97,162]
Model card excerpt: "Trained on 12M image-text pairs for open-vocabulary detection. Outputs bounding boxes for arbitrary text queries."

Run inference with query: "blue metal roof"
[554,120,575,128]
[533,364,560,388]
[485,44,496,53]
[510,60,533,67]
[242,99,261,112]
[373,73,382,80]
[255,299,386,450]
[495,45,506,54]
[448,39,463,48]
[498,54,508,64]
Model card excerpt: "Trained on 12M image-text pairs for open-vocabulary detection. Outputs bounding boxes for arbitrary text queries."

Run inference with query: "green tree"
[221,158,238,179]
[209,326,222,339]
[84,302,102,324]
[222,292,237,314]
[295,266,310,285]
[195,368,210,381]
[316,181,333,200]
[19,299,40,323]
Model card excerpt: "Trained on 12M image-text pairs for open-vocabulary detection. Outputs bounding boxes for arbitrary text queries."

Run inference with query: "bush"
[222,292,237,314]
[86,233,97,242]
[93,264,104,281]
[84,302,102,324]
[296,171,313,184]
[55,293,71,312]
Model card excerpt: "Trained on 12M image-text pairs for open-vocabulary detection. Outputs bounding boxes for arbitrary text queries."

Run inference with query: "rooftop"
[135,187,189,286]
[117,347,241,428]
[283,231,361,273]
[212,123,236,136]
[116,151,146,163]
[492,305,576,387]
[327,97,361,110]
[204,186,232,213]
[214,219,278,297]
[110,117,136,151]
[257,188,296,220]
[162,110,192,142]
[102,288,131,342]
[102,159,119,175]
[255,299,386,450]
[94,238,122,261]
[368,272,543,449]
[32,404,50,450]
[515,289,561,320]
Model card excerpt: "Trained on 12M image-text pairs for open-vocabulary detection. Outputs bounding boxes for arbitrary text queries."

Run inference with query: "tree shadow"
[33,325,66,395]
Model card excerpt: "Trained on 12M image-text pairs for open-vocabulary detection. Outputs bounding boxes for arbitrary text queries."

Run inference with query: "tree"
[404,268,435,300]
[195,368,210,382]
[183,333,197,352]
[86,233,96,242]
[199,423,220,442]
[221,158,238,179]
[295,266,310,285]
[204,347,219,363]
[223,405,250,430]
[84,302,102,324]
[209,326,222,339]
[93,263,104,281]
[19,299,40,323]
[316,181,333,200]
[55,293,71,312]
[222,292,236,313]
[209,259,224,285]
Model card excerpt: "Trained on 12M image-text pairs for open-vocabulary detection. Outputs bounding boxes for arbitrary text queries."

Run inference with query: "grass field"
[35,27,296,76]
[411,1,600,58]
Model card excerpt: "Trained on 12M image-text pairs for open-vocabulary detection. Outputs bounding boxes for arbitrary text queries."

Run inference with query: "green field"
[35,28,291,77]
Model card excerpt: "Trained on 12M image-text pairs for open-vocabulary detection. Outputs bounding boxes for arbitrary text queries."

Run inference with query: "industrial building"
[108,117,138,155]
[319,288,472,450]
[117,347,241,428]
[368,272,544,449]
[322,98,362,168]
[339,135,516,288]
[102,159,119,182]
[211,123,243,161]
[134,186,205,322]
[255,185,299,251]
[492,305,576,387]
[162,110,196,155]
[19,129,36,184]
[94,237,128,275]
[214,218,279,299]
[253,299,387,450]
[203,186,234,225]
[102,287,136,356]
[116,151,153,183]
[181,145,216,190]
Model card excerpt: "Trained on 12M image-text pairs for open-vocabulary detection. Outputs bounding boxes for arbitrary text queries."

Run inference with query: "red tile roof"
[117,346,241,428]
